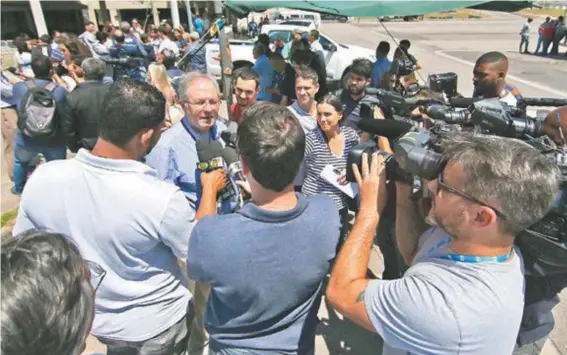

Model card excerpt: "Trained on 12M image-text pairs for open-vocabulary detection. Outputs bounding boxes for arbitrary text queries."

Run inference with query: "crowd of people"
[1,14,567,355]
[519,15,566,55]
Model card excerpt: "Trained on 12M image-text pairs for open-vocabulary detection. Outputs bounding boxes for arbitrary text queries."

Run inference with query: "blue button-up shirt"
[371,56,392,88]
[252,54,274,102]
[145,117,238,214]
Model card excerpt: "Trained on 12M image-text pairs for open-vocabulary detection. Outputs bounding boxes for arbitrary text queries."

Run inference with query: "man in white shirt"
[158,25,180,57]
[308,29,326,69]
[519,18,533,54]
[13,78,226,355]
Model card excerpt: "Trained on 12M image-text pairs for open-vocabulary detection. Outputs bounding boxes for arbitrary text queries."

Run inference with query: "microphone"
[196,139,225,169]
[357,118,413,139]
[222,145,245,182]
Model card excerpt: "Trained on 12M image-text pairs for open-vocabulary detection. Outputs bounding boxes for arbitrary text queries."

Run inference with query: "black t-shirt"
[340,90,381,132]
[281,53,328,102]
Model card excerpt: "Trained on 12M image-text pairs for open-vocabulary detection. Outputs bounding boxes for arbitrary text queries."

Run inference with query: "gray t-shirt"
[187,193,340,354]
[365,226,525,355]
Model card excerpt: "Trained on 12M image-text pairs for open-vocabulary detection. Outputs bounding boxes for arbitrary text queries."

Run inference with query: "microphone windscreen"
[357,119,413,139]
[196,139,225,163]
[222,146,240,165]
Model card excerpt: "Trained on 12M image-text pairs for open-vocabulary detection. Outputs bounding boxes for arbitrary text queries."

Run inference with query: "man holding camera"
[327,133,560,355]
[187,102,340,354]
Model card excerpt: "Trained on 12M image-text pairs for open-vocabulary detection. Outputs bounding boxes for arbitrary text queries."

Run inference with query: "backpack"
[17,81,58,140]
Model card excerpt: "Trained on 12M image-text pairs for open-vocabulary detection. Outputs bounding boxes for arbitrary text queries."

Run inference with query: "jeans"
[520,35,530,53]
[12,132,66,193]
[542,38,552,55]
[99,301,195,355]
[534,36,544,54]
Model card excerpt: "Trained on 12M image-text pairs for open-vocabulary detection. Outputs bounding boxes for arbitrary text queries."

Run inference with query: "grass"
[1,209,17,228]
[424,9,486,20]
[516,8,565,18]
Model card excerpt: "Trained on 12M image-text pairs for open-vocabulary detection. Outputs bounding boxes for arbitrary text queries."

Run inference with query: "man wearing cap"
[183,32,207,73]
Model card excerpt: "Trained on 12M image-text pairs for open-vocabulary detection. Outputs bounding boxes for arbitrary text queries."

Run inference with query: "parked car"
[276,20,317,30]
[205,24,376,86]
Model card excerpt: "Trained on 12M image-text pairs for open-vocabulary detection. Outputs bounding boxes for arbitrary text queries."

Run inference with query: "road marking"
[435,50,567,97]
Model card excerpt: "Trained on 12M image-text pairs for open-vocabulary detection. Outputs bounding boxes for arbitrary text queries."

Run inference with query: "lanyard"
[427,237,513,263]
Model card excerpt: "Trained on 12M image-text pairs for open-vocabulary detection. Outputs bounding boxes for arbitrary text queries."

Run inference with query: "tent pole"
[214,1,234,117]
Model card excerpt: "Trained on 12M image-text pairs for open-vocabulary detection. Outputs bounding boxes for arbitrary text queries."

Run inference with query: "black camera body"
[429,72,458,98]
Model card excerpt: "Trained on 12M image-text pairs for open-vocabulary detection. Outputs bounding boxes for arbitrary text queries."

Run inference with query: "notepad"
[320,164,359,199]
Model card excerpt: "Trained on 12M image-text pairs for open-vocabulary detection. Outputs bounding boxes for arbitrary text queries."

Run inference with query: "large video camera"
[102,56,144,69]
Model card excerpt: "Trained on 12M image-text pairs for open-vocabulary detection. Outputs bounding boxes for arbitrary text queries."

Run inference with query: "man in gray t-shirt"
[327,134,561,355]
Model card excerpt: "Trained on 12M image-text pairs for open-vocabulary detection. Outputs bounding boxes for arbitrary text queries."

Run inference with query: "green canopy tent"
[225,0,533,17]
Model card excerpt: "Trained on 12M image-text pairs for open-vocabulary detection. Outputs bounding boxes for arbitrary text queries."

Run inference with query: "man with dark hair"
[61,57,110,152]
[519,18,534,54]
[327,134,561,355]
[187,102,340,355]
[473,51,519,107]
[158,25,180,56]
[1,230,97,355]
[109,29,146,81]
[13,78,226,355]
[550,15,565,55]
[280,48,328,105]
[230,67,260,124]
[340,58,381,132]
[11,54,67,195]
[308,29,325,68]
[371,41,391,87]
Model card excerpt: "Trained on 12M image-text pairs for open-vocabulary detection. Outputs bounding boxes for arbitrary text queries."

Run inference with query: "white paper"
[320,164,359,199]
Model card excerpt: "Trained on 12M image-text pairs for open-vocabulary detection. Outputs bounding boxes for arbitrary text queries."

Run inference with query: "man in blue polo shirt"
[11,55,67,195]
[187,102,340,354]
[251,43,274,102]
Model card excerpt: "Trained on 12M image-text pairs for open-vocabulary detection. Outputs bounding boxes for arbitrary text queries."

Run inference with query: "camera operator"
[513,105,567,355]
[473,51,522,107]
[340,58,382,135]
[109,30,146,81]
[327,133,560,355]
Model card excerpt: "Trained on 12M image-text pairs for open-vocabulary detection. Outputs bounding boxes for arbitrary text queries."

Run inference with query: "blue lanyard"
[427,237,513,263]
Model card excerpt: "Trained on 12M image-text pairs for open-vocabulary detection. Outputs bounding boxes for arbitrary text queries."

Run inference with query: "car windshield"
[268,30,308,43]
[280,21,311,26]
[304,15,315,20]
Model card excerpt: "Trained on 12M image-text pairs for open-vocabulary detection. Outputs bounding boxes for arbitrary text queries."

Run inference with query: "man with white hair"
[145,72,231,353]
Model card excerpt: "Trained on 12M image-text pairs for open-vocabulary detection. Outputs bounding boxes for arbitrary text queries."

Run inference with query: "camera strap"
[427,237,513,263]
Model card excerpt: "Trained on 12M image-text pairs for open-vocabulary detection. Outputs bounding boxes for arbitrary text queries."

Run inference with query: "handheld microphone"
[222,145,245,182]
[196,139,225,170]
[357,118,413,139]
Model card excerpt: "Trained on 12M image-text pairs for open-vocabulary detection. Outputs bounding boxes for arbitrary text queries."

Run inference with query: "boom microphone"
[357,118,413,139]
[448,97,479,108]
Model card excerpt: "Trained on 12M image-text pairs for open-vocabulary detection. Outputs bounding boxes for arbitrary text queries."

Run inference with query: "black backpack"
[17,81,58,140]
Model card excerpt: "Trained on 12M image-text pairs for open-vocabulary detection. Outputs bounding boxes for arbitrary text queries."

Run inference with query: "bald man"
[543,106,567,147]
[473,51,519,107]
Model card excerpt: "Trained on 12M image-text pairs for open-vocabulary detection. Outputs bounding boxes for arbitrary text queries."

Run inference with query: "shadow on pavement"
[316,297,384,355]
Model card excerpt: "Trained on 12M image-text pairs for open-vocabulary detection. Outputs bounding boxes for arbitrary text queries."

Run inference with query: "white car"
[275,20,316,30]
[206,24,376,85]
[261,24,376,83]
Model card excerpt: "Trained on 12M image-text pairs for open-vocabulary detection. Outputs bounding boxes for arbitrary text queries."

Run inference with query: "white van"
[275,9,322,29]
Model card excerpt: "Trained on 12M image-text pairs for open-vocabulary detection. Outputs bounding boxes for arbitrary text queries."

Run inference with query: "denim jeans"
[13,131,66,193]
[520,35,530,53]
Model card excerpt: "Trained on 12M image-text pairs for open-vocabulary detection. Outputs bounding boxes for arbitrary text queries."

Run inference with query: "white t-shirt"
[158,38,180,56]
[521,22,531,37]
[365,227,525,355]
[500,90,518,108]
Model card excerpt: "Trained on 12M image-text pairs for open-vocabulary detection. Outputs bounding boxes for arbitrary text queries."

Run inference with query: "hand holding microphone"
[200,169,227,194]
